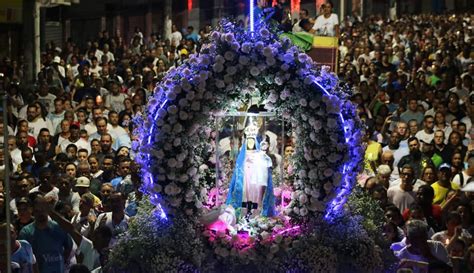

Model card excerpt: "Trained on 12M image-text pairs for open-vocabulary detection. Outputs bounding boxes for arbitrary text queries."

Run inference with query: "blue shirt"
[11,240,36,273]
[19,220,73,273]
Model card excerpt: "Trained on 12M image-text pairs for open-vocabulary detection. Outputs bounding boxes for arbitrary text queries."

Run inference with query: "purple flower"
[211,31,220,40]
[224,33,234,42]
[241,42,252,54]
[298,53,308,63]
[259,28,270,37]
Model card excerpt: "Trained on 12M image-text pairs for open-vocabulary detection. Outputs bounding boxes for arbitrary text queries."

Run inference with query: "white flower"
[310,132,317,142]
[186,91,195,101]
[164,182,181,195]
[299,207,308,216]
[250,66,260,76]
[216,79,225,89]
[270,244,279,254]
[274,76,283,85]
[157,174,166,181]
[239,55,250,65]
[215,55,225,64]
[313,120,322,131]
[167,105,178,115]
[224,51,235,61]
[173,138,181,147]
[304,75,315,85]
[266,57,276,66]
[226,66,237,75]
[327,118,338,128]
[309,99,320,109]
[262,46,273,57]
[213,63,224,73]
[166,91,177,100]
[155,149,165,159]
[167,158,177,168]
[299,193,308,204]
[191,101,201,111]
[162,124,171,133]
[153,184,162,193]
[176,152,186,162]
[261,231,270,240]
[187,167,198,177]
[173,123,183,133]
[324,168,334,177]
[169,197,182,207]
[308,169,318,179]
[298,169,307,178]
[182,82,192,91]
[179,111,189,120]
[299,98,308,107]
[178,98,188,107]
[179,174,189,183]
[172,85,182,94]
[324,182,333,192]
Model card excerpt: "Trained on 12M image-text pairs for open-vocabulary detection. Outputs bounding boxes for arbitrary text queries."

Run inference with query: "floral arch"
[111,21,391,272]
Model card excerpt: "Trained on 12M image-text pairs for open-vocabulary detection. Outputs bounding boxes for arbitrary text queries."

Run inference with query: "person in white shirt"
[49,207,112,272]
[310,2,339,37]
[292,9,309,33]
[89,57,102,77]
[37,82,57,113]
[26,104,53,140]
[453,154,474,187]
[105,81,127,113]
[47,98,66,135]
[60,124,91,154]
[396,220,449,273]
[415,115,435,145]
[94,193,129,246]
[170,24,183,47]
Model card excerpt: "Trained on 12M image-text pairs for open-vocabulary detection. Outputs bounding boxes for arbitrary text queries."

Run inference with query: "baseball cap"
[419,136,434,144]
[17,197,30,205]
[438,163,451,171]
[76,177,91,188]
[53,56,61,63]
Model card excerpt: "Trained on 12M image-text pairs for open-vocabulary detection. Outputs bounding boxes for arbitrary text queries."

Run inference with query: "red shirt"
[402,204,442,226]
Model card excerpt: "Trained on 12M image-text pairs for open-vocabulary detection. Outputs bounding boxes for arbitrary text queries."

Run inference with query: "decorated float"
[108,10,396,273]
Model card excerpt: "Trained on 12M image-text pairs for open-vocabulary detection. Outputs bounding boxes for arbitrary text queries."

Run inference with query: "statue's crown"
[244,123,259,138]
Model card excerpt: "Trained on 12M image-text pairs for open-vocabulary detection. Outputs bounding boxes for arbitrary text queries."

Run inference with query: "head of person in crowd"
[407,137,421,159]
[109,192,126,215]
[75,176,93,196]
[396,121,408,140]
[451,151,464,174]
[433,130,445,148]
[381,151,395,170]
[421,165,437,185]
[55,201,75,220]
[77,148,89,163]
[66,143,78,161]
[116,146,130,158]
[376,165,391,189]
[65,162,77,178]
[30,193,50,226]
[385,205,404,227]
[53,153,69,173]
[57,173,75,196]
[400,165,415,192]
[69,124,81,142]
[77,161,91,178]
[91,139,101,155]
[438,163,453,186]
[100,133,113,153]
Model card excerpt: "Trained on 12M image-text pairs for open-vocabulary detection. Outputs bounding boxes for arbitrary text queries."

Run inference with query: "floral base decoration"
[112,19,396,272]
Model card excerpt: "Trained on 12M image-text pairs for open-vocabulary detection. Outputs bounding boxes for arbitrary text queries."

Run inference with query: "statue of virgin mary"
[225,121,276,218]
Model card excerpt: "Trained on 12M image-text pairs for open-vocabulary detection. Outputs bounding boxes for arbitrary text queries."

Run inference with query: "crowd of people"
[0,0,473,271]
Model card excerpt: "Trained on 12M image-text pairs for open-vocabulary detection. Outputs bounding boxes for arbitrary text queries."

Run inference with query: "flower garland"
[133,19,364,264]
